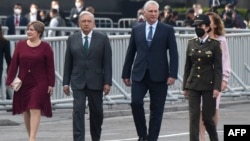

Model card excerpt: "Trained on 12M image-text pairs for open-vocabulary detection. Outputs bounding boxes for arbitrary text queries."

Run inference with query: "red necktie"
[15,16,19,26]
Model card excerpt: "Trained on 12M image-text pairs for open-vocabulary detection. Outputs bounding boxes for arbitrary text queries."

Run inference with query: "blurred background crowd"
[1,0,250,37]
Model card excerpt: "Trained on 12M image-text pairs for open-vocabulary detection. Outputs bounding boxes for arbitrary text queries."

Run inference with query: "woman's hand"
[221,80,228,91]
[8,84,14,89]
[183,90,188,98]
[213,89,220,98]
[48,86,54,96]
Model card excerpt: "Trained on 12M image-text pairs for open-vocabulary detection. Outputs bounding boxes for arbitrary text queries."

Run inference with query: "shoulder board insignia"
[188,37,198,41]
[208,38,220,43]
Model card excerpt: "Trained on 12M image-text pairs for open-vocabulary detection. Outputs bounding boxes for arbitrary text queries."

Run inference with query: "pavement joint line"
[102,130,224,141]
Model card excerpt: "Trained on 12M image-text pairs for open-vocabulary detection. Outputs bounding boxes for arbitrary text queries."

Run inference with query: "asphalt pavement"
[1,96,250,141]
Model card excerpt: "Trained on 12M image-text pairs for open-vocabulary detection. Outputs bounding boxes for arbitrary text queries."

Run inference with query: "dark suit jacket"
[69,7,85,27]
[0,39,11,82]
[63,31,112,90]
[122,22,178,82]
[182,37,222,91]
[5,15,28,35]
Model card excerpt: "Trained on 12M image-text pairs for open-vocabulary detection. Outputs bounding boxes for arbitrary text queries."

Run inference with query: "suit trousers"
[188,89,218,141]
[72,87,103,141]
[131,71,168,141]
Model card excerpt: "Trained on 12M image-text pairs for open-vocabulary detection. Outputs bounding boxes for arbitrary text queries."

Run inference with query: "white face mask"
[75,2,81,8]
[30,8,37,14]
[138,15,145,20]
[198,9,203,14]
[53,5,59,10]
[14,8,22,15]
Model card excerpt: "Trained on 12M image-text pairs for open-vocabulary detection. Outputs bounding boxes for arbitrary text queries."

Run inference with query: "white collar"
[146,21,158,29]
[199,35,209,43]
[81,30,93,38]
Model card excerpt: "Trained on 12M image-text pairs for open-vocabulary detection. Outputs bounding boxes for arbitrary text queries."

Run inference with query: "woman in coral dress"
[6,21,55,141]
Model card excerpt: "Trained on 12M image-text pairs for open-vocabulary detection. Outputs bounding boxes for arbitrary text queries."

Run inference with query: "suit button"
[198,58,201,61]
[197,66,200,69]
[28,69,31,72]
[210,81,213,84]
[197,75,200,78]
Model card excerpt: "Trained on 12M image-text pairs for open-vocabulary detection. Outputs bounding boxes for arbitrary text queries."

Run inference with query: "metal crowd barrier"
[1,32,250,109]
[117,18,137,28]
[0,15,7,25]
[1,26,8,35]
[95,17,114,28]
[14,26,131,36]
[2,26,250,36]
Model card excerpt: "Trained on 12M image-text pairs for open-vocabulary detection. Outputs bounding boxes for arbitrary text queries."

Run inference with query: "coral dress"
[6,40,55,117]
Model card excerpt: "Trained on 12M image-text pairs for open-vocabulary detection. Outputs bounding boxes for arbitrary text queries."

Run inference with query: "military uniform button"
[198,58,201,61]
[210,81,213,84]
[198,50,201,53]
[197,75,200,78]
[197,66,200,69]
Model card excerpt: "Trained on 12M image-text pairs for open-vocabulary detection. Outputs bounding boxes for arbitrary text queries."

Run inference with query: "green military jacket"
[183,37,222,91]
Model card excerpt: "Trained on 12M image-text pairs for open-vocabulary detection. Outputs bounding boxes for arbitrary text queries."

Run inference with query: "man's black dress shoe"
[138,134,148,141]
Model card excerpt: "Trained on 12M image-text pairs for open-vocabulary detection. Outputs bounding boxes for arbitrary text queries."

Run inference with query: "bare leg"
[213,109,219,126]
[23,111,31,137]
[29,109,41,141]
[199,112,206,141]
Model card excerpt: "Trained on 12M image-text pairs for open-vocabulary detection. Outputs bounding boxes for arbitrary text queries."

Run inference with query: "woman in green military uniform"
[183,14,222,141]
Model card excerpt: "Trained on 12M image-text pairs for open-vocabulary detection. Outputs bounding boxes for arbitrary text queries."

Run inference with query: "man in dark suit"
[69,0,86,27]
[25,3,42,23]
[63,11,112,141]
[121,1,179,141]
[5,3,28,35]
[0,24,11,99]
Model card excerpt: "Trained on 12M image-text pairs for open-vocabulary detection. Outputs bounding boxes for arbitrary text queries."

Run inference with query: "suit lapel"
[76,32,85,54]
[11,16,15,27]
[87,31,96,56]
[138,23,148,48]
[147,22,161,48]
[141,24,146,41]
[20,16,25,25]
[150,23,160,47]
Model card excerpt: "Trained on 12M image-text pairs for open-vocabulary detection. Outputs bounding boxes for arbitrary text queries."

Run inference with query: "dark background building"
[0,0,187,22]
[0,0,249,23]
